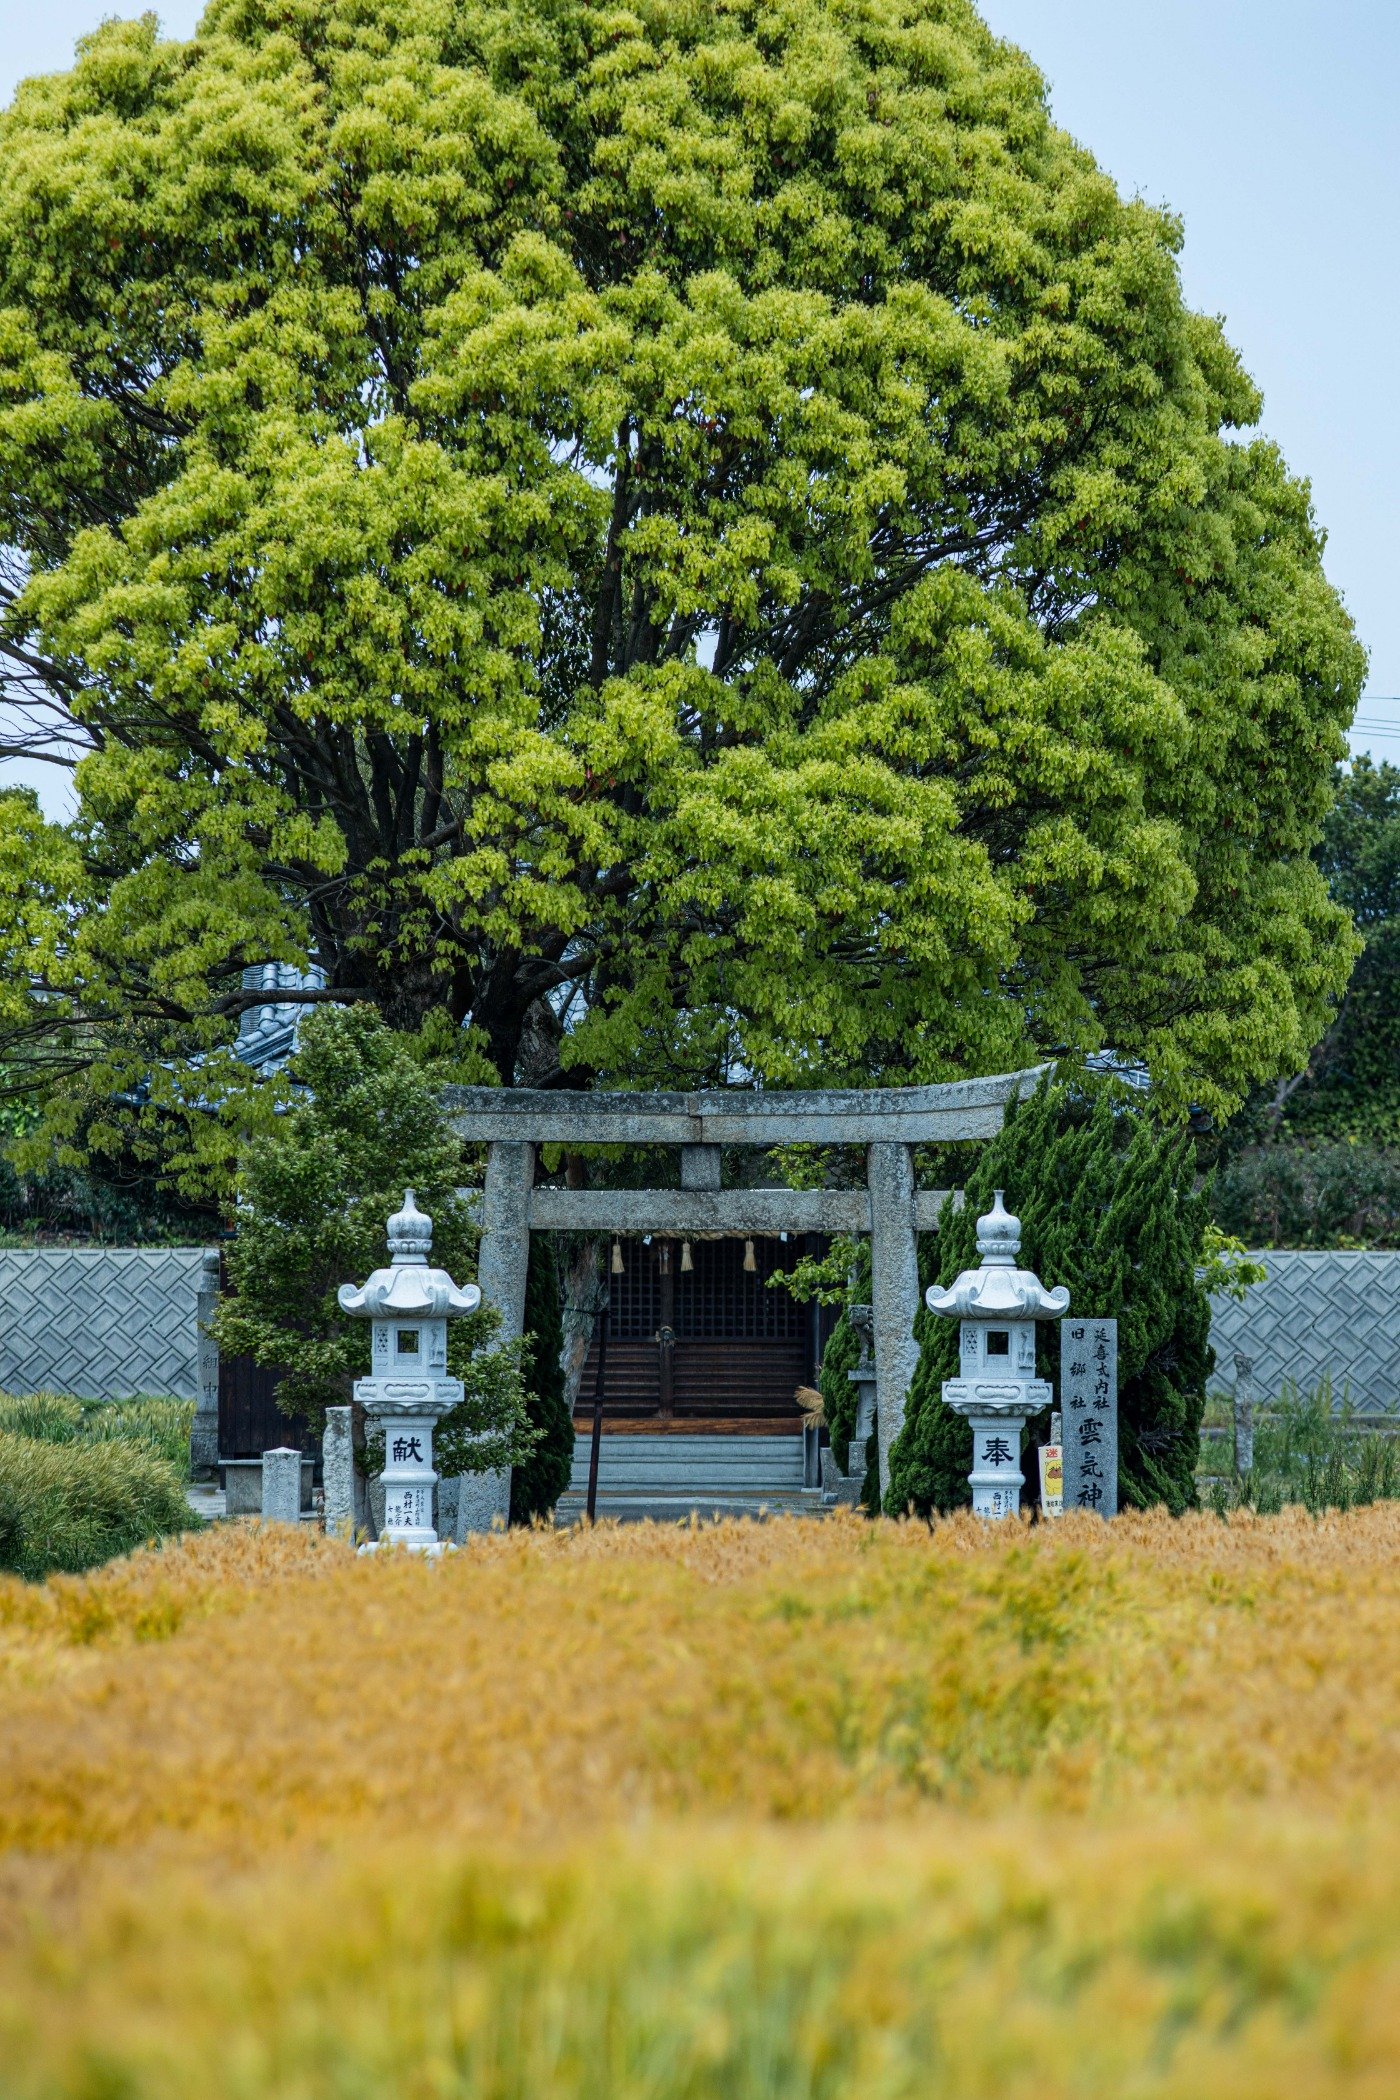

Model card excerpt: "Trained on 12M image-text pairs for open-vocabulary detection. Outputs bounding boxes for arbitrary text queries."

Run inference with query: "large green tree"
[0,0,1364,1182]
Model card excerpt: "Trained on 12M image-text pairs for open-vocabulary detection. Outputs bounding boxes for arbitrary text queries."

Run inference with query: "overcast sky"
[1,0,1396,815]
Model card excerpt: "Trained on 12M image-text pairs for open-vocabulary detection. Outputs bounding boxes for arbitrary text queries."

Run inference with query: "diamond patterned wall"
[1209,1251,1400,1412]
[0,1249,220,1403]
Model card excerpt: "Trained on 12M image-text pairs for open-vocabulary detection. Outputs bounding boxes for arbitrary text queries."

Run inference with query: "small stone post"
[322,1406,359,1541]
[926,1191,1069,1520]
[846,1304,878,1481]
[337,1191,481,1553]
[1233,1352,1255,1479]
[261,1446,303,1524]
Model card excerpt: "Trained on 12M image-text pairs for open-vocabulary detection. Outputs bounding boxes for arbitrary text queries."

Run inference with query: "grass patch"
[0,1508,1396,1847]
[0,1392,84,1443]
[0,1433,195,1581]
[3,1817,1396,2100]
[1203,1379,1400,1515]
[0,1392,194,1476]
[77,1395,196,1475]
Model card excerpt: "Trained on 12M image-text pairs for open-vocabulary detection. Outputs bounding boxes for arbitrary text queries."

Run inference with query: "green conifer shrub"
[510,1236,575,1524]
[819,1314,862,1471]
[215,1004,536,1485]
[887,1084,1212,1518]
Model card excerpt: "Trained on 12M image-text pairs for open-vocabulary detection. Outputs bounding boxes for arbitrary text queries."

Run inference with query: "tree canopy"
[1210,755,1400,1248]
[1250,756,1400,1146]
[0,0,1364,1181]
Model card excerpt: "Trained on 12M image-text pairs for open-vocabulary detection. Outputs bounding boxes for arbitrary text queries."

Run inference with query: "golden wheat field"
[0,1506,1397,2097]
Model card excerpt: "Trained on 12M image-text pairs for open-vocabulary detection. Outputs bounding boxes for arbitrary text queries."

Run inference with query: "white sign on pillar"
[1060,1318,1119,1517]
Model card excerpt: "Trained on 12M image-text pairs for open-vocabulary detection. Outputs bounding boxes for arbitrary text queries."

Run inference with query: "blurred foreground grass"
[1,1507,1397,2095]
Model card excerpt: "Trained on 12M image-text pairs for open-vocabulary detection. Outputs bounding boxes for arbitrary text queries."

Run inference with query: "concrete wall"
[0,1247,220,1464]
[1209,1251,1400,1413]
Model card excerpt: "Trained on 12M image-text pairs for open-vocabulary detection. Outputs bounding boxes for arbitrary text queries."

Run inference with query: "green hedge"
[0,1392,195,1475]
[76,1396,195,1475]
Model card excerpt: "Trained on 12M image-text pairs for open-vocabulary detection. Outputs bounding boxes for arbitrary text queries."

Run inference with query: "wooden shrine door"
[580,1236,822,1427]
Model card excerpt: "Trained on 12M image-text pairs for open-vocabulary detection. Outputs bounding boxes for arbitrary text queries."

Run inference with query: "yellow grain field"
[0,1506,1397,2096]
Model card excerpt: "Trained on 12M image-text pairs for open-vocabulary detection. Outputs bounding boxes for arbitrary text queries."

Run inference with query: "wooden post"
[657,1238,676,1418]
[868,1141,921,1510]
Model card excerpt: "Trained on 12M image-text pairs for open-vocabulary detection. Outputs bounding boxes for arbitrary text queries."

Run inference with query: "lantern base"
[965,1410,1027,1520]
[358,1534,453,1556]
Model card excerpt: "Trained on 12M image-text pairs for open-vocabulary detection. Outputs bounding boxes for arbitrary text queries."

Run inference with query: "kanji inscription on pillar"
[1060,1319,1118,1517]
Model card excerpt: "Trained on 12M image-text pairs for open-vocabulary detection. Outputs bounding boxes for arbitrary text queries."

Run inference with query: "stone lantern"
[337,1190,480,1551]
[847,1304,878,1477]
[925,1190,1069,1520]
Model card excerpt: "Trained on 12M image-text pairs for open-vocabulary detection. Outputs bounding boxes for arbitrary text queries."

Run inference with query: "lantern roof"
[925,1190,1069,1322]
[337,1189,481,1321]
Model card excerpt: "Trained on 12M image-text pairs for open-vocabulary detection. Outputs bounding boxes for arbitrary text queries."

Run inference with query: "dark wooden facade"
[217,1351,319,1473]
[580,1235,829,1428]
[219,1236,830,1458]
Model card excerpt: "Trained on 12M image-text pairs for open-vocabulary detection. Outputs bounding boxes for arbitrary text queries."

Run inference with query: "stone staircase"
[557,1433,825,1524]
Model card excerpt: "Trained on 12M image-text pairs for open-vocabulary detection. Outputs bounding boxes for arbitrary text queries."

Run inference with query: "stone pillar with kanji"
[926,1191,1069,1520]
[337,1191,480,1552]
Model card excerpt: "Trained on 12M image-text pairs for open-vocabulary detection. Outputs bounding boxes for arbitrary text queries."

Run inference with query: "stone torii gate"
[443,1066,1043,1526]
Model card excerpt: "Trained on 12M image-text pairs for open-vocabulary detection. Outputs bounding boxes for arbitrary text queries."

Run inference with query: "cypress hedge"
[886,1084,1212,1518]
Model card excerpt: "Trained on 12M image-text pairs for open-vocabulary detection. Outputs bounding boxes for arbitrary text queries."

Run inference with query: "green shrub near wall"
[0,1394,195,1476]
[0,1393,84,1444]
[0,1433,194,1581]
[77,1396,195,1476]
[887,1084,1212,1519]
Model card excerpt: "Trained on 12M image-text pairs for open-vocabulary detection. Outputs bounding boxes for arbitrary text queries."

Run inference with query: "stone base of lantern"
[944,1376,1053,1522]
[358,1537,454,1557]
[965,1412,1027,1520]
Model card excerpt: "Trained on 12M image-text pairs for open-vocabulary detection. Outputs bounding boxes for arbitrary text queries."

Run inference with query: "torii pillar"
[868,1141,921,1508]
